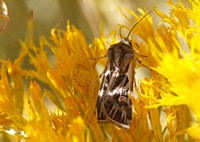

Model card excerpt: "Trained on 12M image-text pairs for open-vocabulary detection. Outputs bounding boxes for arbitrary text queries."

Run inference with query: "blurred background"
[0,0,191,62]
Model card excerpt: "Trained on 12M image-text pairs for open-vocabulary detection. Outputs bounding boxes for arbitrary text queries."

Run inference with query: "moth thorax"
[121,38,130,46]
[119,95,128,102]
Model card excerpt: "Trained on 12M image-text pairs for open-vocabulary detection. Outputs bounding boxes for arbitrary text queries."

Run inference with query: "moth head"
[121,38,132,47]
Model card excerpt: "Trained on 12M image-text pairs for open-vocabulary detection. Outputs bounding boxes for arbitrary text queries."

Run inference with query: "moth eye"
[129,42,132,46]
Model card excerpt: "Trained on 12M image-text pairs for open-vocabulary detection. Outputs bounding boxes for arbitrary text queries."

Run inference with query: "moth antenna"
[126,8,154,39]
[89,54,107,60]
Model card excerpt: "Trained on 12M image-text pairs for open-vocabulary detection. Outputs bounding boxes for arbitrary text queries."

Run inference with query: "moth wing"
[96,95,108,124]
[96,65,109,124]
[101,64,134,129]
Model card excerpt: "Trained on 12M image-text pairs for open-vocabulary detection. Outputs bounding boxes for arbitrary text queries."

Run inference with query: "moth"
[95,10,153,129]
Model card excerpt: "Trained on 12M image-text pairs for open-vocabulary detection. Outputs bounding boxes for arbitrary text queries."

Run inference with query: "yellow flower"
[1,0,200,141]
[139,0,200,141]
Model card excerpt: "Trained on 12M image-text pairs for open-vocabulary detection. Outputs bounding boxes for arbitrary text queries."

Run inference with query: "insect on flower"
[78,9,153,129]
[95,9,154,129]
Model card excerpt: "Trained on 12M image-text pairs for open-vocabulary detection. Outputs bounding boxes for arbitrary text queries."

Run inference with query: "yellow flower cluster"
[0,0,200,141]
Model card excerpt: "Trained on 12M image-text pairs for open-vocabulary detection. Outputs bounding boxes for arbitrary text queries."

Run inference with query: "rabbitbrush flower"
[0,0,200,141]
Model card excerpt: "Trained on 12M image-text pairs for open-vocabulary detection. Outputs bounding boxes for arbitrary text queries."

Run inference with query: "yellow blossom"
[1,0,200,141]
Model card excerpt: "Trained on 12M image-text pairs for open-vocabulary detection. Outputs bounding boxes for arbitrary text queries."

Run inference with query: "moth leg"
[136,58,164,77]
[136,58,153,71]
[74,64,109,88]
[89,54,107,60]
[77,75,102,87]
[76,69,106,87]
[138,54,148,58]
[134,42,140,49]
